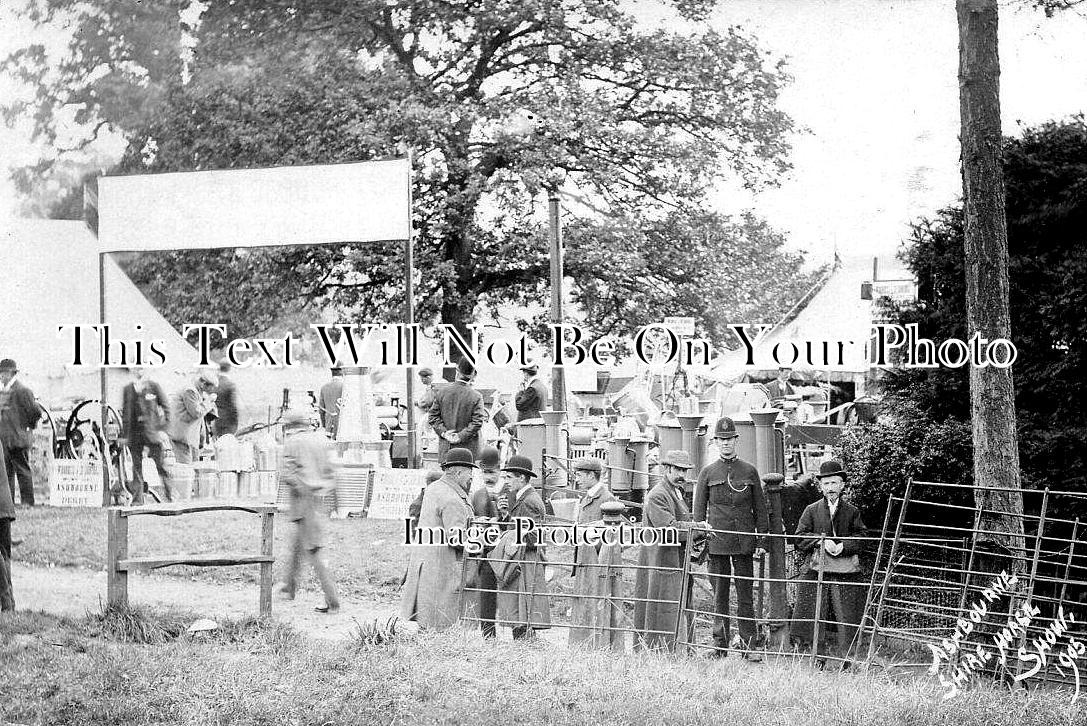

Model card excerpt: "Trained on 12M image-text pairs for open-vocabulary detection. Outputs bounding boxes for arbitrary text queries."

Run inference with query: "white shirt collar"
[1,373,17,391]
[827,498,839,517]
[585,482,604,499]
[515,483,534,501]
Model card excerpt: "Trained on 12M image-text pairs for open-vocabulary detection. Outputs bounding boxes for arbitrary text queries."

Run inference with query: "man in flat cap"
[0,359,41,506]
[569,456,618,645]
[428,358,486,460]
[401,447,477,629]
[693,417,769,660]
[634,450,703,652]
[492,454,550,639]
[515,360,548,421]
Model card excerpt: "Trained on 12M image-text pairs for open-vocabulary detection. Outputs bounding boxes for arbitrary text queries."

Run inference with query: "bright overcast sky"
[3,0,1087,268]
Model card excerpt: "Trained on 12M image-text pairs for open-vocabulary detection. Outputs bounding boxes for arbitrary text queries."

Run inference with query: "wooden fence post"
[259,511,275,617]
[106,509,128,608]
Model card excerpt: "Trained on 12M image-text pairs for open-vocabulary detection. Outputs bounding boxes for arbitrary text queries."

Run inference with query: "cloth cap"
[418,367,433,377]
[0,359,18,372]
[197,370,219,386]
[661,450,693,470]
[573,457,603,475]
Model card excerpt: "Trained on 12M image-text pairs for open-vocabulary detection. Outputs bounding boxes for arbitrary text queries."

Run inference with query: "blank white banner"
[97,158,411,252]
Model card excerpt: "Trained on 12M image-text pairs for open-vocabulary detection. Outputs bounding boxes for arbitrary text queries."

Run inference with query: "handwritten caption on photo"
[928,570,1084,703]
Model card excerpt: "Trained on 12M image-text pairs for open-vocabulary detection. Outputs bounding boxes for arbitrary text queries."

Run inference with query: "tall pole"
[404,152,418,468]
[99,252,111,506]
[548,189,566,413]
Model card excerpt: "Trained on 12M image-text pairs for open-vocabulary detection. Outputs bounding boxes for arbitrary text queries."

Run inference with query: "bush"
[836,400,974,527]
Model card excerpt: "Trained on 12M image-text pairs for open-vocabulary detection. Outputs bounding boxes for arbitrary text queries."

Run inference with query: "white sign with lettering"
[49,460,104,507]
[367,468,431,520]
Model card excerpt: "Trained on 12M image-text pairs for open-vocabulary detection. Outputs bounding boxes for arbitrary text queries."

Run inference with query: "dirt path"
[10,563,576,646]
[10,562,402,641]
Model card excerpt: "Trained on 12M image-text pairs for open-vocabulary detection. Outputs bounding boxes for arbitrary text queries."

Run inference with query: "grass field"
[2,606,1084,726]
[10,506,409,603]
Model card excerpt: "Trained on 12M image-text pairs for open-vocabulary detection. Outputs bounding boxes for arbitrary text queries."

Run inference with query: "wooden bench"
[107,502,277,616]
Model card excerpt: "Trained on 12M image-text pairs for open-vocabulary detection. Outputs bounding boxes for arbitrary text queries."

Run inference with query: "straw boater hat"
[502,454,536,479]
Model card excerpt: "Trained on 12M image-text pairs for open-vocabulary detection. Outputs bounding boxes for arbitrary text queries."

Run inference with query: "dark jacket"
[515,377,549,421]
[428,381,486,457]
[693,457,769,556]
[0,379,41,450]
[795,498,867,560]
[0,439,14,520]
[213,375,239,436]
[121,380,170,440]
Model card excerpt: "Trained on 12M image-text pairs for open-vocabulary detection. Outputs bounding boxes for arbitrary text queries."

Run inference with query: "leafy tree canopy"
[5,0,818,347]
[879,116,1087,496]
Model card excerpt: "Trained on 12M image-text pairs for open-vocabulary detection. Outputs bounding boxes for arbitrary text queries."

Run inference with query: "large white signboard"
[97,158,411,253]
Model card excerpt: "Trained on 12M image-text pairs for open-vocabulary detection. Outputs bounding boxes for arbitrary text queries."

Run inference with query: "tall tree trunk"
[957,0,1025,553]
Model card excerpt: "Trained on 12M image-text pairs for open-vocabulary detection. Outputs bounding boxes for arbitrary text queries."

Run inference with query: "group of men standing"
[119,362,239,504]
[400,416,868,664]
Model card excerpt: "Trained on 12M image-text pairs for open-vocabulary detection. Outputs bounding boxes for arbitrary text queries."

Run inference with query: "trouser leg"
[479,562,498,638]
[830,576,863,658]
[9,447,33,506]
[708,554,733,649]
[309,547,339,609]
[282,521,304,595]
[5,454,15,503]
[733,554,756,647]
[0,519,13,611]
[147,438,170,493]
[128,438,146,504]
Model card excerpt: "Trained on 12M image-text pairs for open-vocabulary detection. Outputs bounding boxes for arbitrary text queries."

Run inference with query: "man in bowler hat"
[693,417,769,660]
[492,454,551,639]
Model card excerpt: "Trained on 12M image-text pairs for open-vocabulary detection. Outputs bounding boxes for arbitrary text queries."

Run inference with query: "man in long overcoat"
[569,457,618,645]
[693,416,769,660]
[401,447,476,629]
[792,459,868,664]
[0,438,15,610]
[493,454,550,639]
[634,450,701,652]
[428,359,486,459]
[0,359,41,506]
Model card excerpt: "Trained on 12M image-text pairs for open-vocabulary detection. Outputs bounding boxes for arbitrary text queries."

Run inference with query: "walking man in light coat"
[276,410,340,613]
[401,447,476,629]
